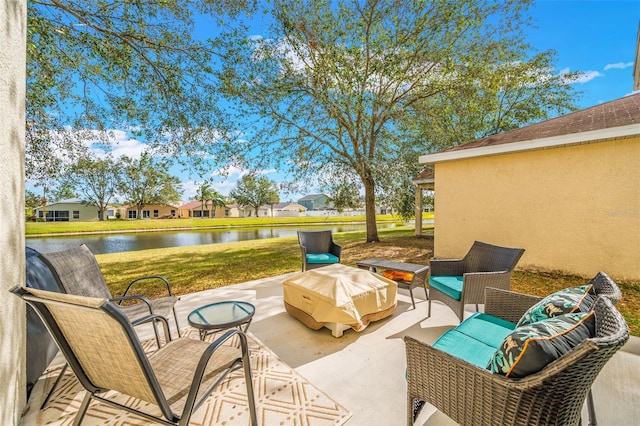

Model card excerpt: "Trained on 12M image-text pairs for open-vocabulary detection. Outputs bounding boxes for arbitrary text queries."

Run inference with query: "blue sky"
[36,1,640,203]
[190,0,639,201]
[527,0,638,107]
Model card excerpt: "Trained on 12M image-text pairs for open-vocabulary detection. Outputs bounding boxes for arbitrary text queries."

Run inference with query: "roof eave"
[419,124,640,165]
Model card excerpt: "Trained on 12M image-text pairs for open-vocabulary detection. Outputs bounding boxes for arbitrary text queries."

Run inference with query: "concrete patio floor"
[26,272,640,425]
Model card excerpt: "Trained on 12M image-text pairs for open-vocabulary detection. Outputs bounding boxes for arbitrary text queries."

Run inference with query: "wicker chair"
[12,286,257,426]
[297,230,342,271]
[428,240,525,321]
[405,288,629,426]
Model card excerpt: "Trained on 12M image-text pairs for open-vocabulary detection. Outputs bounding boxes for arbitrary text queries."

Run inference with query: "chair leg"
[41,362,69,409]
[172,307,181,338]
[72,391,92,426]
[427,299,431,318]
[243,354,258,426]
[409,288,416,309]
[587,388,598,425]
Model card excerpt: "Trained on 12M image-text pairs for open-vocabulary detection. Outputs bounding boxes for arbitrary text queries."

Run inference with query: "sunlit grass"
[25,214,417,235]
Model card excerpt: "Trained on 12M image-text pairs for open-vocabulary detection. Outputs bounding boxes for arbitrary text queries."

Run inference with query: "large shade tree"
[26,0,255,190]
[216,0,580,242]
[230,174,279,217]
[69,156,119,220]
[118,153,182,219]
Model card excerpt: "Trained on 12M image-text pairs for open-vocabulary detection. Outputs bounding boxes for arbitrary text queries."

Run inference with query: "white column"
[0,0,27,423]
[414,185,423,236]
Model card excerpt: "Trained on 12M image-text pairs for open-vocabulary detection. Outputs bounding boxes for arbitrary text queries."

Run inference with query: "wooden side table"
[356,258,429,309]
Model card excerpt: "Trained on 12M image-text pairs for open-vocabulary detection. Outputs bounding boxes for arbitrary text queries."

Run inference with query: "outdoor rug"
[28,328,352,425]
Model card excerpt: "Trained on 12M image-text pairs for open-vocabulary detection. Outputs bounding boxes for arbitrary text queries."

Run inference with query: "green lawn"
[26,214,411,235]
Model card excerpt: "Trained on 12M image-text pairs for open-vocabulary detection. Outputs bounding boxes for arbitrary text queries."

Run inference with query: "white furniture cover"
[283,264,397,335]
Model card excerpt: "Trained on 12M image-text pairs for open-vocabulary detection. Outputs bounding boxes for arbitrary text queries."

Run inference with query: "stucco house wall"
[125,203,180,219]
[34,199,101,221]
[298,194,330,210]
[421,94,640,280]
[431,137,639,279]
[1,0,27,421]
[270,202,306,217]
[179,201,227,218]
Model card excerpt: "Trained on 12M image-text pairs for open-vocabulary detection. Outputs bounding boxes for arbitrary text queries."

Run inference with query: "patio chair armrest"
[182,330,251,422]
[330,242,342,258]
[404,336,532,425]
[123,275,174,297]
[458,270,512,305]
[130,313,172,345]
[484,287,542,324]
[429,258,464,276]
[110,295,154,313]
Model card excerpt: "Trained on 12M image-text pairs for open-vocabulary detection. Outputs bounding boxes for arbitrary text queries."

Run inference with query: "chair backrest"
[298,230,334,254]
[524,295,629,424]
[25,246,64,397]
[12,286,175,420]
[39,244,112,299]
[463,240,525,273]
[588,271,622,305]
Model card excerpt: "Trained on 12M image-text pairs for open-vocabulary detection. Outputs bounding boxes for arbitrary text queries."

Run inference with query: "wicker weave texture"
[429,241,525,322]
[405,293,629,426]
[298,230,342,271]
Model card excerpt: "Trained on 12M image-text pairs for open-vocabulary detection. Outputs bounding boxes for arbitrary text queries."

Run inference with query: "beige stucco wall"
[1,0,27,423]
[432,137,640,280]
[37,202,100,221]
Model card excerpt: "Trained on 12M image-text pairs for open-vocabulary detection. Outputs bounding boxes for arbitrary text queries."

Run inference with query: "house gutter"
[419,123,640,164]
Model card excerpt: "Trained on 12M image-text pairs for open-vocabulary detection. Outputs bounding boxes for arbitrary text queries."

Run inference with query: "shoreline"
[26,219,411,238]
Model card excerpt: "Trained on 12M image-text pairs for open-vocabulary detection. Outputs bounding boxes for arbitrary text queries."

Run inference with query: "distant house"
[179,200,226,218]
[419,93,640,280]
[298,194,331,211]
[124,203,181,219]
[226,204,270,218]
[269,202,307,217]
[33,198,104,222]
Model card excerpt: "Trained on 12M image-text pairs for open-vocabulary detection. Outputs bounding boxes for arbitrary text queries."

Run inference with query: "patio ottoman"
[283,263,397,337]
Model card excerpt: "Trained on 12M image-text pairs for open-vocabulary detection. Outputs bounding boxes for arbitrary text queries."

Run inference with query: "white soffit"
[419,124,640,164]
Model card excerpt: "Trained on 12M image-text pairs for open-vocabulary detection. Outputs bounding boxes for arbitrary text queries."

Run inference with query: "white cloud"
[604,62,633,71]
[558,67,603,84]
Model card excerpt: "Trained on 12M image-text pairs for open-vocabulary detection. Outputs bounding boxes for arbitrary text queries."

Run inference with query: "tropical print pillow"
[517,285,596,327]
[488,311,595,378]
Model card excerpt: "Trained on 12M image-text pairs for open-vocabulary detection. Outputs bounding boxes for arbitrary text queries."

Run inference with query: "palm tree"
[194,181,214,218]
[207,189,226,218]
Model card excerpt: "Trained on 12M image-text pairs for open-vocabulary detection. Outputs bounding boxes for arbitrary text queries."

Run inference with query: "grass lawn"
[26,214,404,235]
[96,226,640,336]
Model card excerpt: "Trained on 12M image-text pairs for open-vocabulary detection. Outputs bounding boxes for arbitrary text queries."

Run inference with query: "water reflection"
[26,224,396,254]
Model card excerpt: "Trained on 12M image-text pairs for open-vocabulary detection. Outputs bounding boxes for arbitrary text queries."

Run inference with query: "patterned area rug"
[30,329,352,425]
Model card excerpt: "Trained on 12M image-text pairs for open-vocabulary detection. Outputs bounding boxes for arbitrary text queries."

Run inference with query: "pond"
[26,223,397,255]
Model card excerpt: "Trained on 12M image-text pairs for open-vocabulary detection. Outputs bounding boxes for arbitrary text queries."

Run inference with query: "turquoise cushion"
[306,253,340,264]
[488,311,595,378]
[433,329,497,368]
[429,276,464,300]
[456,312,516,348]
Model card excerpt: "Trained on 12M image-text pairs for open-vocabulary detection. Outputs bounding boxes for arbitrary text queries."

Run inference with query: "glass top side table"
[187,300,256,340]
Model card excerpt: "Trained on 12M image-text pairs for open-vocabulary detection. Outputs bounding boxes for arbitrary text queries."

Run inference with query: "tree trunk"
[363,175,379,242]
